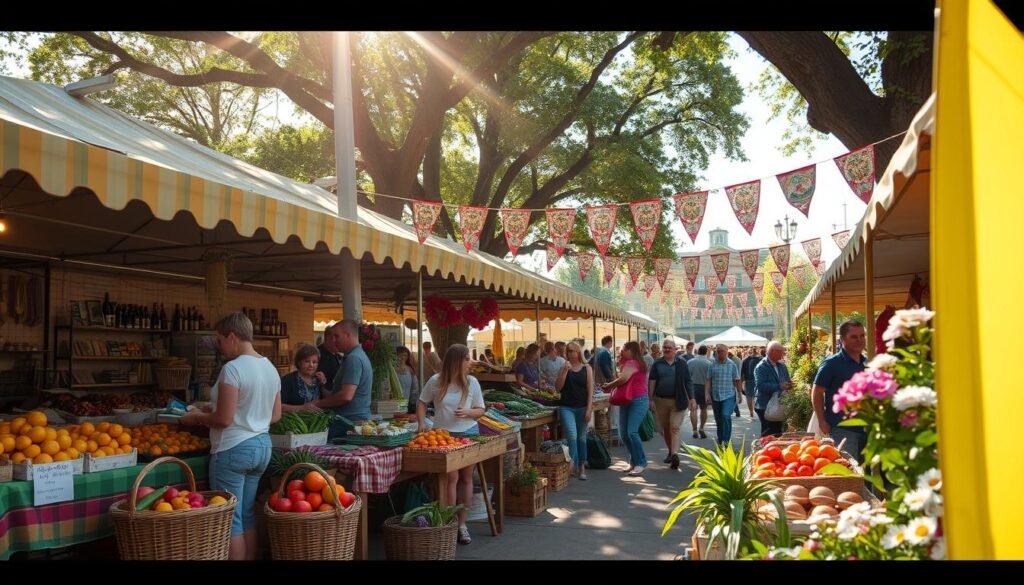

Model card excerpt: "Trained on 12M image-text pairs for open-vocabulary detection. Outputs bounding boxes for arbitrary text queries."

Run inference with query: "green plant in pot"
[402,501,465,528]
[663,442,789,559]
[508,464,542,494]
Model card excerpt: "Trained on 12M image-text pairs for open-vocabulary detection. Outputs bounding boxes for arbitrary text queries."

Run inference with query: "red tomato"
[287,479,305,494]
[782,469,797,477]
[764,446,782,460]
[813,458,831,472]
[798,454,815,467]
[755,455,773,467]
[785,461,800,472]
[797,465,814,477]
[292,500,313,513]
[272,497,293,513]
[289,490,307,504]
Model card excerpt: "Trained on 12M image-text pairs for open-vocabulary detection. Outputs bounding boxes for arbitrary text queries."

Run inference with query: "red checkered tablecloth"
[306,446,404,494]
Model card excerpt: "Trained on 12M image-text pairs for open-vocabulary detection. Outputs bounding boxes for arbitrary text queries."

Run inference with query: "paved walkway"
[434,411,760,560]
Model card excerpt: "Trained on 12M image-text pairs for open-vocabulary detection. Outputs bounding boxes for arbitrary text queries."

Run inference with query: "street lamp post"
[774,215,799,337]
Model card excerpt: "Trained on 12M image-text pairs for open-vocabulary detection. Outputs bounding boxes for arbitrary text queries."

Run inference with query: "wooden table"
[517,411,556,454]
[592,394,610,414]
[401,438,508,536]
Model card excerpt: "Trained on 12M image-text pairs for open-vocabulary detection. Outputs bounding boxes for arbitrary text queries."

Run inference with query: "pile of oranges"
[749,437,851,479]
[0,411,134,464]
[128,424,210,457]
[405,429,471,451]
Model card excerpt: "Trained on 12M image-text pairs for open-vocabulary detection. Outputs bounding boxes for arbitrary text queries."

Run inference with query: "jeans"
[210,434,272,536]
[559,406,588,468]
[755,409,784,438]
[832,426,867,465]
[619,394,648,468]
[711,396,737,447]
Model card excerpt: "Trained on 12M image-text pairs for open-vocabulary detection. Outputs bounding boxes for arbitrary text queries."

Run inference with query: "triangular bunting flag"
[681,256,701,287]
[672,191,709,244]
[757,306,764,317]
[704,294,715,309]
[770,271,785,292]
[546,208,577,255]
[578,251,596,282]
[654,258,673,289]
[777,164,817,217]
[726,275,737,293]
[766,304,775,315]
[585,205,617,256]
[725,179,761,235]
[724,295,734,309]
[739,249,761,281]
[706,275,719,296]
[792,266,806,288]
[815,263,826,276]
[714,309,723,319]
[770,243,791,277]
[738,293,748,308]
[832,230,852,250]
[412,200,444,244]
[752,273,764,294]
[458,205,488,252]
[802,238,822,268]
[681,307,689,319]
[626,257,646,287]
[834,145,876,203]
[643,274,658,299]
[624,273,636,294]
[745,307,754,319]
[689,295,699,308]
[499,208,531,257]
[602,256,621,285]
[546,242,563,272]
[629,199,662,252]
[710,252,731,286]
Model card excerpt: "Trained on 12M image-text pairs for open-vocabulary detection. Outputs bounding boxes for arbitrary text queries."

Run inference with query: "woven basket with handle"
[109,456,236,560]
[264,462,361,560]
[382,515,458,560]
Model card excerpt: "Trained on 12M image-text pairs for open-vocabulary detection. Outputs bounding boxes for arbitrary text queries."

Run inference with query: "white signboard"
[33,461,75,506]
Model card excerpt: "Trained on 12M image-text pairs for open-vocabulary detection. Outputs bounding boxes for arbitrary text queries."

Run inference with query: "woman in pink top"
[600,341,649,475]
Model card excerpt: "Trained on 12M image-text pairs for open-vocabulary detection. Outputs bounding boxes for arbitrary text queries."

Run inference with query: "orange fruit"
[33,453,54,464]
[0,423,10,434]
[304,471,328,493]
[10,417,27,434]
[149,446,162,456]
[317,503,334,512]
[28,426,47,444]
[72,439,88,452]
[306,492,323,510]
[107,424,123,439]
[57,435,72,450]
[26,411,48,428]
[101,446,116,456]
[53,452,70,462]
[86,440,99,453]
[91,450,106,458]
[96,422,110,433]
[117,434,131,446]
[96,433,112,447]
[798,454,815,467]
[41,440,61,456]
[79,422,95,436]
[44,427,57,442]
[65,447,80,459]
[782,450,799,464]
[23,444,41,459]
[154,502,173,512]
[10,452,26,464]
[15,435,32,451]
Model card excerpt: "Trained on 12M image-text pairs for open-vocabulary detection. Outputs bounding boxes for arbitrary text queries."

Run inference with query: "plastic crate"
[14,455,85,480]
[342,431,415,448]
[84,449,138,473]
[269,431,328,450]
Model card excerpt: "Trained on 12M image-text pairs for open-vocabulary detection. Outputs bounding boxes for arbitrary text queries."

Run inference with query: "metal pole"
[785,277,793,339]
[830,283,837,354]
[864,232,875,358]
[807,310,813,355]
[535,303,540,343]
[417,270,424,387]
[334,31,361,321]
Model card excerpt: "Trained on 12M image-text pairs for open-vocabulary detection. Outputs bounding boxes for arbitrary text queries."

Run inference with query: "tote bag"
[609,385,632,406]
[765,391,787,422]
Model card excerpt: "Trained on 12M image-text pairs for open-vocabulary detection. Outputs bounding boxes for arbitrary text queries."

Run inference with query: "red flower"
[362,340,375,351]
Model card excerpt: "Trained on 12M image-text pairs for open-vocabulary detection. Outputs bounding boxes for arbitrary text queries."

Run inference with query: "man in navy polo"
[812,320,867,462]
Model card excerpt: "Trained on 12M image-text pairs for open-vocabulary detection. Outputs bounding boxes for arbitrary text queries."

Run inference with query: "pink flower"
[848,555,859,561]
[899,411,919,428]
[803,540,821,552]
[834,374,867,413]
[362,340,375,351]
[864,370,898,399]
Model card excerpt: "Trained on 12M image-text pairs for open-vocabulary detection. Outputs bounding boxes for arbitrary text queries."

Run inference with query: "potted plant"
[382,501,465,560]
[663,442,787,560]
[506,464,548,517]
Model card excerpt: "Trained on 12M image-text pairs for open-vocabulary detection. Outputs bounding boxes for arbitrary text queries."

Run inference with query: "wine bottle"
[103,293,114,327]
[160,304,168,331]
[173,304,182,332]
[134,305,142,329]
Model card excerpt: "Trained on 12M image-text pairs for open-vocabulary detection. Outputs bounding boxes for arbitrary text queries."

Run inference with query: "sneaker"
[692,431,699,439]
[663,454,674,464]
[457,526,472,545]
[670,453,680,470]
[699,430,707,439]
[628,465,646,476]
[578,471,588,481]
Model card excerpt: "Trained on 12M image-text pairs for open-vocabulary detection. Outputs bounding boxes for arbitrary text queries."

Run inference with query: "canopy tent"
[0,75,654,329]
[697,326,768,347]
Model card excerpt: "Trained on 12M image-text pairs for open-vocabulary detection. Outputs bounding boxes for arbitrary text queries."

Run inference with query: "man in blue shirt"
[705,344,741,448]
[315,319,373,440]
[594,335,615,387]
[754,341,793,438]
[813,320,868,462]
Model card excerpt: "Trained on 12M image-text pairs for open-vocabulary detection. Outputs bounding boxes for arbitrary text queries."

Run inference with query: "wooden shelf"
[253,335,288,340]
[68,383,157,389]
[0,349,47,353]
[56,326,170,334]
[56,356,158,361]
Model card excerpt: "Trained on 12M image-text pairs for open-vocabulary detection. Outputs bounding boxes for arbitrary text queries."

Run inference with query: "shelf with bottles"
[240,306,289,338]
[55,325,170,334]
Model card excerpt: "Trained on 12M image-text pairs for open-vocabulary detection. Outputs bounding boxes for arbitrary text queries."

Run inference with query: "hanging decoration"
[629,199,662,252]
[726,274,737,293]
[412,200,444,244]
[577,251,596,282]
[689,295,699,308]
[776,164,817,217]
[624,273,636,294]
[724,295,734,310]
[626,257,646,287]
[654,258,673,289]
[499,208,531,257]
[766,304,775,315]
[770,243,791,277]
[792,265,807,288]
[739,249,761,281]
[770,271,785,292]
[752,273,765,295]
[815,263,826,276]
[458,205,488,252]
[756,306,764,317]
[681,256,701,287]
[725,179,761,235]
[710,252,731,286]
[714,309,723,319]
[802,237,822,268]
[643,274,658,299]
[545,242,563,272]
[832,230,852,250]
[546,208,577,255]
[706,275,720,296]
[704,294,716,309]
[738,293,748,307]
[834,145,876,203]
[585,204,617,257]
[673,190,709,244]
[602,255,621,285]
[745,307,754,319]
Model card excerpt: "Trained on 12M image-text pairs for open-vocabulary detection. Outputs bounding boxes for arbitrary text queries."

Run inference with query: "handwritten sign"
[33,461,75,506]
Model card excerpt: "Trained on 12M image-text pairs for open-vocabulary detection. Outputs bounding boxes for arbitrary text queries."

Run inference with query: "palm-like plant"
[662,442,789,559]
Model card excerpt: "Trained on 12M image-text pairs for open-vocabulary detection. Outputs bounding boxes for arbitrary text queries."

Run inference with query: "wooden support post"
[831,282,837,353]
[864,233,875,358]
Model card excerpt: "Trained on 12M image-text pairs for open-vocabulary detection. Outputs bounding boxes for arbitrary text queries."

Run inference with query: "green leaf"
[863,472,887,493]
[883,447,906,466]
[838,418,869,427]
[886,468,907,485]
[915,429,938,447]
[818,463,856,477]
[662,503,686,536]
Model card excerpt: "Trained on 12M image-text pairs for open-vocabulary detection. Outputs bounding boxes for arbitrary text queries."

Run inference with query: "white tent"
[698,326,768,347]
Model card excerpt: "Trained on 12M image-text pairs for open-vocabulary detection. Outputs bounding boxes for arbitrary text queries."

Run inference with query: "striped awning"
[0,75,654,328]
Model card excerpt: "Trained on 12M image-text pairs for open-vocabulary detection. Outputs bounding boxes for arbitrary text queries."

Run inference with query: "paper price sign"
[33,461,75,506]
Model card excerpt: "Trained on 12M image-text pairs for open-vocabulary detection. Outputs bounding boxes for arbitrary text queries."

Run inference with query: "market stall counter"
[0,455,208,560]
[518,411,557,454]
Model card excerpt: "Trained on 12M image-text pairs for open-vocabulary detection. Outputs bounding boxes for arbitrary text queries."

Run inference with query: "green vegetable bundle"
[268,448,330,482]
[269,411,336,435]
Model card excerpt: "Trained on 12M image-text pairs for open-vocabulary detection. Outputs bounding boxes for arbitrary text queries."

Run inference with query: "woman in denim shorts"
[181,312,281,560]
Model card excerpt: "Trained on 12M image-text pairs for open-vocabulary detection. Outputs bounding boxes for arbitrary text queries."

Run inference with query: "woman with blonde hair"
[416,344,486,545]
[555,341,594,480]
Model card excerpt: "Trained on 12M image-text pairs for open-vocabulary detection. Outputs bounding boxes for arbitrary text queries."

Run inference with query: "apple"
[272,497,293,513]
[190,500,205,508]
[292,500,313,513]
[136,486,155,500]
[286,479,305,494]
[163,487,180,502]
[338,491,356,509]
[288,490,307,504]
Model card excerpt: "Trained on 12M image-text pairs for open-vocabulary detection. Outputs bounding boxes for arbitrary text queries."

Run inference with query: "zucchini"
[135,486,169,511]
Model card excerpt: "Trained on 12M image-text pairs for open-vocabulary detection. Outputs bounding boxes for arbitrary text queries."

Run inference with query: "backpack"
[586,430,611,469]
[639,411,656,442]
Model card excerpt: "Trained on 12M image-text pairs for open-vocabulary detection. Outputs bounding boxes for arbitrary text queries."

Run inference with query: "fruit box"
[0,459,11,483]
[760,486,883,538]
[84,449,138,473]
[14,456,85,481]
[270,430,328,450]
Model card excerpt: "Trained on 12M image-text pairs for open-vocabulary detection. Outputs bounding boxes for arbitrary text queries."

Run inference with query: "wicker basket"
[109,456,236,560]
[382,516,458,560]
[505,478,547,517]
[264,463,361,560]
[0,459,11,483]
[155,366,192,391]
[530,460,570,492]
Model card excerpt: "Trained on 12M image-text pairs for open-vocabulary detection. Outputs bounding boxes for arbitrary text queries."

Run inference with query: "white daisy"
[835,516,861,540]
[924,494,944,518]
[904,487,933,512]
[891,307,936,329]
[929,537,947,560]
[892,386,938,411]
[867,353,899,371]
[909,447,920,460]
[906,516,937,545]
[917,468,942,492]
[868,511,894,526]
[883,524,909,549]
